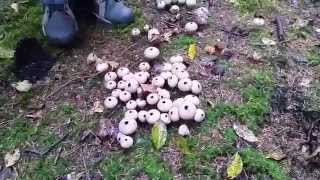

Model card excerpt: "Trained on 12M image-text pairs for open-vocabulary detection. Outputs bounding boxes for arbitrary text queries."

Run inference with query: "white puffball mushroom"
[119,91,132,102]
[139,62,151,71]
[194,109,205,122]
[117,80,127,89]
[160,71,173,80]
[176,70,190,79]
[163,0,172,5]
[169,107,179,122]
[138,110,148,123]
[131,28,141,37]
[157,98,173,112]
[169,55,184,64]
[253,18,265,26]
[152,76,165,87]
[87,52,98,64]
[148,28,160,42]
[178,0,185,4]
[143,24,151,32]
[105,80,117,90]
[186,0,197,8]
[172,63,187,74]
[146,93,160,105]
[178,78,192,92]
[136,98,147,108]
[104,72,117,82]
[146,109,161,124]
[135,72,148,84]
[122,73,135,81]
[184,22,198,33]
[96,62,109,72]
[144,47,160,60]
[191,80,202,94]
[137,87,143,97]
[118,133,134,149]
[178,102,197,120]
[124,110,138,119]
[162,62,173,71]
[104,96,118,109]
[160,113,171,124]
[111,89,122,98]
[168,75,179,88]
[126,100,137,110]
[125,79,139,93]
[157,88,170,99]
[117,67,130,78]
[119,118,138,135]
[157,0,166,9]
[184,94,200,106]
[173,98,184,107]
[178,124,190,136]
[169,5,180,14]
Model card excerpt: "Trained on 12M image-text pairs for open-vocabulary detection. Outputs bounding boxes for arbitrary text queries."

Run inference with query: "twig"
[42,132,69,157]
[54,147,63,165]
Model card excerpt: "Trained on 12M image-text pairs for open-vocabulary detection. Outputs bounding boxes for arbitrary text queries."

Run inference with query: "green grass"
[231,0,277,15]
[248,28,273,45]
[173,35,197,49]
[308,44,320,66]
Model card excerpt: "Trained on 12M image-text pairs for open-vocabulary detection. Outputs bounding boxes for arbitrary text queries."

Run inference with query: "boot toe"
[108,6,134,25]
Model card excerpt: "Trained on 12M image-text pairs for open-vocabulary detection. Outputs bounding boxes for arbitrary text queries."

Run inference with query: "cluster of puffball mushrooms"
[101,56,205,149]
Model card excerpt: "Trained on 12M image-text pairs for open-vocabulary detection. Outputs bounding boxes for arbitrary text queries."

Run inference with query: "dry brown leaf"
[4,149,20,167]
[266,150,286,161]
[233,123,258,143]
[89,101,104,114]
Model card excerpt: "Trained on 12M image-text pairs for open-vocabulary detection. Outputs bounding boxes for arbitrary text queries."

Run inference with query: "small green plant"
[231,0,277,15]
[223,128,237,145]
[308,44,320,66]
[173,35,197,49]
[248,28,272,45]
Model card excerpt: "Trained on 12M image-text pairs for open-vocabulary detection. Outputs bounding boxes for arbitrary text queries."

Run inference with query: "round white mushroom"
[152,76,165,87]
[125,79,139,93]
[168,75,179,88]
[184,94,200,106]
[96,62,109,72]
[139,62,151,71]
[144,47,160,60]
[160,113,171,124]
[136,87,143,97]
[184,22,198,33]
[146,109,161,124]
[117,67,130,78]
[136,98,147,108]
[163,0,172,5]
[168,107,179,122]
[104,96,118,109]
[162,62,173,71]
[191,80,202,94]
[178,102,197,120]
[169,5,180,14]
[111,89,122,98]
[131,28,141,37]
[157,98,173,112]
[186,0,196,8]
[194,109,205,122]
[176,70,190,79]
[169,55,184,64]
[104,80,117,90]
[87,52,98,64]
[160,71,173,80]
[119,91,132,102]
[119,118,138,135]
[124,110,138,119]
[178,78,192,92]
[146,93,159,105]
[126,100,137,110]
[122,73,135,81]
[173,98,184,107]
[157,88,170,99]
[104,72,117,82]
[117,133,134,149]
[157,0,166,10]
[117,80,127,89]
[172,63,187,74]
[138,110,148,123]
[135,72,148,84]
[178,124,190,136]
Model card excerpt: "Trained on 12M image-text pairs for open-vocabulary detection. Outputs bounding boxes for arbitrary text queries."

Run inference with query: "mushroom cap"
[178,102,197,120]
[191,80,202,94]
[105,80,117,90]
[184,94,200,106]
[136,87,143,97]
[194,109,205,122]
[163,0,172,5]
[125,79,139,93]
[117,133,134,149]
[162,62,173,71]
[176,70,190,79]
[136,98,147,108]
[169,5,180,14]
[146,109,161,124]
[96,62,109,72]
[138,110,148,123]
[117,67,130,78]
[146,93,160,105]
[186,0,197,7]
[135,72,148,84]
[157,0,166,9]
[152,76,165,87]
[87,52,98,64]
[104,96,118,109]
[122,73,135,81]
[139,62,151,71]
[119,118,138,135]
[160,113,171,124]
[111,89,122,98]
[119,91,132,102]
[157,88,171,99]
[104,72,117,82]
[178,124,190,136]
[157,98,173,112]
[172,63,187,74]
[169,55,184,64]
[168,75,179,88]
[173,98,184,107]
[160,71,173,80]
[117,80,127,89]
[131,28,141,37]
[126,100,137,110]
[124,110,138,119]
[178,78,192,92]
[168,107,179,122]
[184,22,198,33]
[144,47,160,59]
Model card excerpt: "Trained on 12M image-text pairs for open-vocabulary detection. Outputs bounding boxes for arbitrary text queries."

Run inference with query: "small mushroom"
[137,87,143,97]
[168,75,179,88]
[178,102,197,120]
[135,72,148,84]
[131,28,141,37]
[168,107,179,122]
[172,63,187,74]
[148,28,160,42]
[253,18,265,26]
[160,113,171,124]
[152,76,165,87]
[117,67,130,78]
[104,96,118,109]
[160,71,173,80]
[136,98,147,108]
[146,109,161,124]
[119,91,132,102]
[194,109,205,122]
[184,22,198,33]
[184,94,200,106]
[178,124,190,136]
[117,133,134,149]
[104,72,117,82]
[157,98,173,112]
[105,80,117,90]
[87,52,98,64]
[143,24,151,32]
[169,5,180,14]
[157,88,170,99]
[162,62,173,71]
[122,73,135,81]
[178,78,192,92]
[191,80,202,94]
[144,47,160,60]
[117,80,127,89]
[169,55,184,64]
[139,62,151,71]
[173,98,184,107]
[119,118,138,135]
[111,89,122,98]
[156,0,166,9]
[138,110,148,123]
[126,100,137,110]
[96,62,109,72]
[124,110,138,119]
[176,70,190,79]
[146,93,159,105]
[185,0,196,8]
[125,79,139,93]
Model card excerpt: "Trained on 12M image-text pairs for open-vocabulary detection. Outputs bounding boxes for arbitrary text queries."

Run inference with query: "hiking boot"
[42,0,78,45]
[93,0,134,25]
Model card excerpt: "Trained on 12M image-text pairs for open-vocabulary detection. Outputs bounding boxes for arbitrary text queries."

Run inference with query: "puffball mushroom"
[191,80,202,94]
[143,24,151,32]
[125,79,139,93]
[194,109,205,122]
[253,18,265,26]
[172,63,187,74]
[173,98,184,107]
[184,94,200,106]
[126,100,137,110]
[117,80,127,89]
[162,62,173,71]
[146,109,161,124]
[176,70,190,79]
[157,0,166,9]
[105,80,117,90]
[157,98,173,112]
[119,118,138,135]
[169,55,184,64]
[169,107,179,122]
[163,0,172,5]
[178,124,190,136]
[160,71,173,80]
[193,7,209,25]
[135,72,148,84]
[125,110,139,119]
[87,52,98,64]
[104,72,117,82]
[186,0,196,8]
[96,62,109,72]
[136,98,147,108]
[148,28,160,42]
[104,96,118,109]
[178,78,192,92]
[117,133,134,149]
[144,47,160,60]
[160,113,171,124]
[178,102,197,120]
[138,110,148,123]
[119,91,132,102]
[122,73,135,81]
[117,67,130,78]
[152,76,165,87]
[157,88,171,99]
[168,75,179,88]
[184,22,198,33]
[131,28,141,37]
[111,89,122,98]
[147,93,160,105]
[169,5,180,14]
[139,62,151,71]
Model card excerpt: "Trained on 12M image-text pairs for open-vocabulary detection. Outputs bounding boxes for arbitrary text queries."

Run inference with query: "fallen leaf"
[11,80,32,92]
[188,44,197,61]
[4,149,20,167]
[261,37,276,45]
[233,123,258,143]
[89,101,104,114]
[227,152,243,179]
[151,122,167,150]
[266,150,286,161]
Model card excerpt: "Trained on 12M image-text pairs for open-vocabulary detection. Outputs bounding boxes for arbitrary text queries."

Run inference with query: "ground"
[1,0,320,179]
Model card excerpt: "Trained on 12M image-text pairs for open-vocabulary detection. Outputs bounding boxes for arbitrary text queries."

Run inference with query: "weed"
[231,0,277,15]
[173,35,197,49]
[308,44,320,66]
[223,128,237,145]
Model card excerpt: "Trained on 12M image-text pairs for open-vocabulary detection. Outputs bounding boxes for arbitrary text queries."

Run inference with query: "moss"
[231,0,277,15]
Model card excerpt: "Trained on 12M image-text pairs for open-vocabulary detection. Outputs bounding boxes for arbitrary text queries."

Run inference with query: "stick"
[275,16,285,42]
[54,147,63,165]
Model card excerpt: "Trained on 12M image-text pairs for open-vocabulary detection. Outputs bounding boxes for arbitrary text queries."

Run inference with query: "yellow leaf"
[188,44,197,61]
[227,152,243,179]
[151,122,167,150]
